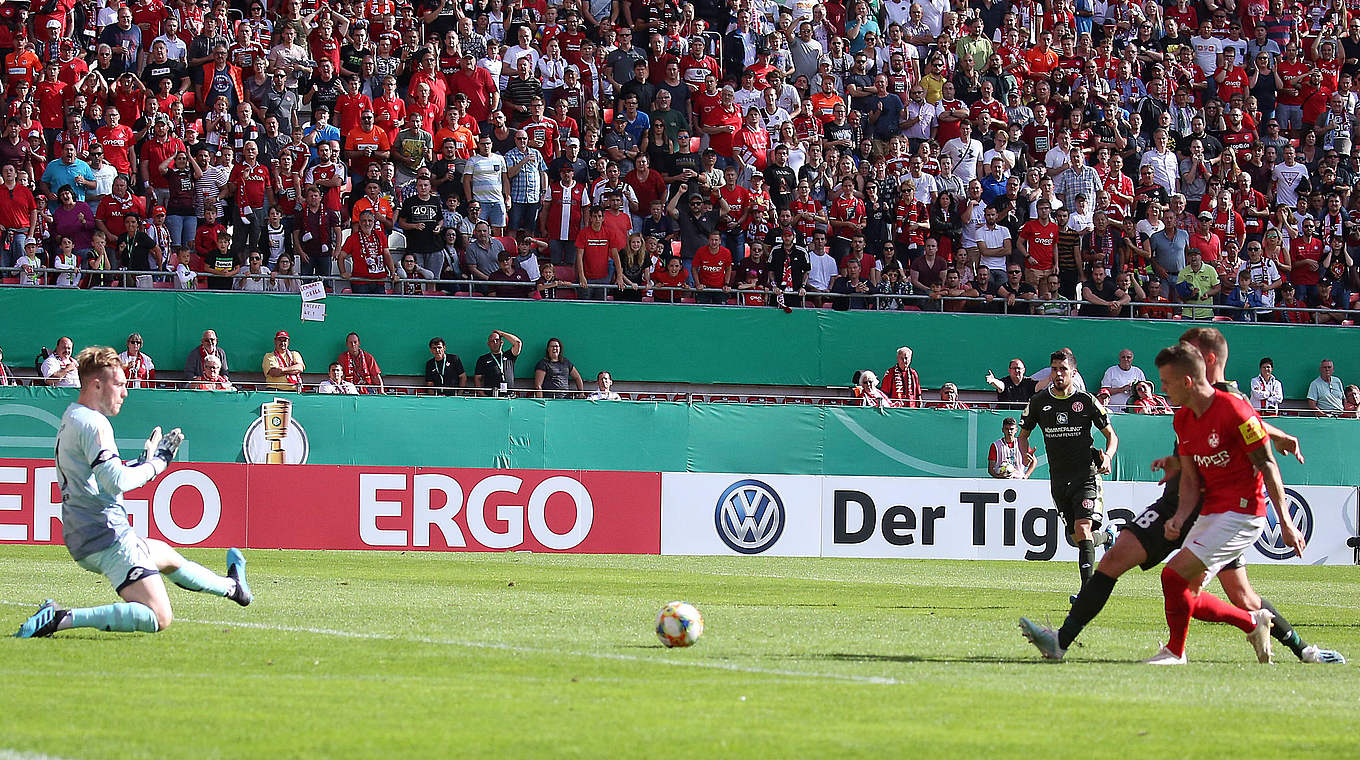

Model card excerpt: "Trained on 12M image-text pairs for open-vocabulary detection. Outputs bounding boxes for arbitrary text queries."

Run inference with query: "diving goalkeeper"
[14,346,252,638]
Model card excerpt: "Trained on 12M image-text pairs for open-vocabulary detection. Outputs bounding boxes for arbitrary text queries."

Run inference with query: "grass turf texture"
[2,548,1358,759]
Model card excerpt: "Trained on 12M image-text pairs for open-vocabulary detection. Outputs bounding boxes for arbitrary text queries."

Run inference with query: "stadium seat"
[1212,316,1232,322]
[496,236,518,257]
[689,137,701,153]
[388,230,407,254]
[603,107,614,123]
[153,281,174,289]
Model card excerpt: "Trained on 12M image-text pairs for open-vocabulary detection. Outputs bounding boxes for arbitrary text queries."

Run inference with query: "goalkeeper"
[14,346,252,639]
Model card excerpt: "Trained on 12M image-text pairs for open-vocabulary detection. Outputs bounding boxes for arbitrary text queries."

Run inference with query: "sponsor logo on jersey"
[1042,406,1052,411]
[714,479,785,554]
[1193,450,1232,468]
[1239,416,1265,445]
[1256,488,1314,561]
[1056,412,1069,425]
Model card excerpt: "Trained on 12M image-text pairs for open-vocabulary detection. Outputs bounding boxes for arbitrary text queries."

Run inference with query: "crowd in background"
[0,0,1356,321]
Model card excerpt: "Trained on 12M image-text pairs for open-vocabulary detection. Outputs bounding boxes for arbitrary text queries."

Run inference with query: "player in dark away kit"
[1018,349,1119,595]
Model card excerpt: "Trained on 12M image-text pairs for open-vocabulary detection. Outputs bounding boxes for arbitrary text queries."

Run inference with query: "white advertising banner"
[660,473,821,556]
[661,473,1359,565]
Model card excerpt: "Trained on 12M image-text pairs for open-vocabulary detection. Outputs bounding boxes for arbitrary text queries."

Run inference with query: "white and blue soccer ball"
[655,601,704,648]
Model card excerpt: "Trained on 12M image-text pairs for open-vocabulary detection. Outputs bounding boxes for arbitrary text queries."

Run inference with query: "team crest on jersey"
[1071,401,1084,412]
[1056,412,1069,424]
[1081,498,1094,509]
[1208,431,1220,448]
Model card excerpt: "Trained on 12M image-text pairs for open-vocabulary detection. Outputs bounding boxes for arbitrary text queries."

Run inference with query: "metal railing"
[1,265,1355,323]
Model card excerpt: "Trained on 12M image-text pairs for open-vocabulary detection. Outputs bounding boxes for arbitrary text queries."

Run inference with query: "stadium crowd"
[0,0,1357,322]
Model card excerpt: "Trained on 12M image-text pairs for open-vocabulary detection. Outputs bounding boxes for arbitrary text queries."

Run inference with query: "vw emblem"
[1255,488,1314,560]
[714,479,786,554]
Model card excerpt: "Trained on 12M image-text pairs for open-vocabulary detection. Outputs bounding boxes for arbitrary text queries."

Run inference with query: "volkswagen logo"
[714,479,785,554]
[1255,488,1314,561]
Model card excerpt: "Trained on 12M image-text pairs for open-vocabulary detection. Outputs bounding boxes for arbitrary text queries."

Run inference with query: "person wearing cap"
[263,330,306,392]
[15,239,44,285]
[1188,210,1223,264]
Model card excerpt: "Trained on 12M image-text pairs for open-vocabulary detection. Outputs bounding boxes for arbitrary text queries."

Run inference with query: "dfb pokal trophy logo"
[243,398,310,464]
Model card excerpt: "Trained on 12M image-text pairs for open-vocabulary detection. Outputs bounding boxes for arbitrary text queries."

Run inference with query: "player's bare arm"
[1261,421,1304,463]
[1152,453,1180,482]
[1247,444,1305,556]
[1097,423,1117,474]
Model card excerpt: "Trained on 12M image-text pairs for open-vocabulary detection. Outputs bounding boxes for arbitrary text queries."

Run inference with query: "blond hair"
[76,346,122,383]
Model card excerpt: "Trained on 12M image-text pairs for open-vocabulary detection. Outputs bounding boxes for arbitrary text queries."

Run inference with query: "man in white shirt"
[1270,144,1310,208]
[1250,357,1283,414]
[974,205,1012,290]
[1099,349,1146,411]
[317,362,359,394]
[806,235,838,292]
[41,336,80,388]
[1140,129,1180,194]
[941,121,984,183]
[1190,20,1223,79]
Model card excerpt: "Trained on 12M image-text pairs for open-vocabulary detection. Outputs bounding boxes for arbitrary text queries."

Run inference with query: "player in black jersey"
[1018,349,1119,594]
[1019,328,1345,663]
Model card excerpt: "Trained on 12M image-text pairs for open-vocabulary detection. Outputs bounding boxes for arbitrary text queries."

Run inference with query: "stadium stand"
[1,0,1359,413]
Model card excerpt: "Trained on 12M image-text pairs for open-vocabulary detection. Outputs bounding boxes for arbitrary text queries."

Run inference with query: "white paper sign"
[300,281,327,302]
[300,301,326,322]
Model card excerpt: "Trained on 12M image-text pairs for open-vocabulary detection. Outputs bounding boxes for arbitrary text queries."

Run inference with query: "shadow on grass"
[792,652,1143,665]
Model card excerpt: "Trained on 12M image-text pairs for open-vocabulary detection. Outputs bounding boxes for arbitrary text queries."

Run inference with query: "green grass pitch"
[2,547,1358,759]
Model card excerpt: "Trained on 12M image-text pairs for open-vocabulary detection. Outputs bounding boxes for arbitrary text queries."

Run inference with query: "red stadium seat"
[496,236,518,257]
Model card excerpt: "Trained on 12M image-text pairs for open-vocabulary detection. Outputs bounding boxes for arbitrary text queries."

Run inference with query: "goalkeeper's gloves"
[141,427,186,475]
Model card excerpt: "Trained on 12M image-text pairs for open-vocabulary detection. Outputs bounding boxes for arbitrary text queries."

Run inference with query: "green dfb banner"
[2,288,1358,392]
[1,387,1354,486]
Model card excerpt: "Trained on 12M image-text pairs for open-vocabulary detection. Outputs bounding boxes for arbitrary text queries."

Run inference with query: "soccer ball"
[655,601,704,648]
[997,463,1016,479]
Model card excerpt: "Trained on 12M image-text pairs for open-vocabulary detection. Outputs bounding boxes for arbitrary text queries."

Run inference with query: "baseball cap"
[275,330,289,340]
[153,206,167,215]
[46,19,61,29]
[1198,211,1214,220]
[566,137,580,147]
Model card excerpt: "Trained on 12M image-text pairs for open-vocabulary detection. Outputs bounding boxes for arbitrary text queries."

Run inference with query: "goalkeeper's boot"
[1019,617,1066,660]
[226,548,253,607]
[1301,645,1346,664]
[14,600,67,638]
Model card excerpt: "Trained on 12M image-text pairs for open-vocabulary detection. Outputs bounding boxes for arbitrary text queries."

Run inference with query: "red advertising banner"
[0,460,660,554]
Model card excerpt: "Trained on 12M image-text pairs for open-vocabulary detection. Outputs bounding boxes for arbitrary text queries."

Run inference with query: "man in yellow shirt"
[262,330,306,392]
[1176,249,1220,319]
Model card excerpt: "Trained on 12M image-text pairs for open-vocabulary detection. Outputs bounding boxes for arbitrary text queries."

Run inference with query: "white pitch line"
[180,617,903,685]
[0,600,897,685]
[0,750,75,760]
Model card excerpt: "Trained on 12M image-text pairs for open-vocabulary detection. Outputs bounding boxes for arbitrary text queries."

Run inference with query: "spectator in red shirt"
[692,230,733,304]
[881,346,922,408]
[337,331,384,393]
[649,255,690,303]
[1019,199,1060,297]
[573,205,624,300]
[224,140,274,261]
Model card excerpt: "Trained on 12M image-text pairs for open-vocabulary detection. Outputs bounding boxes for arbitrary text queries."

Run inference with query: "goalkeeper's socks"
[1260,598,1308,660]
[69,602,159,633]
[1076,539,1096,587]
[167,562,236,598]
[1059,569,1117,650]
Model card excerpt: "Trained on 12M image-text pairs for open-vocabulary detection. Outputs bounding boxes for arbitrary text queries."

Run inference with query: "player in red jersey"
[1146,342,1304,665]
